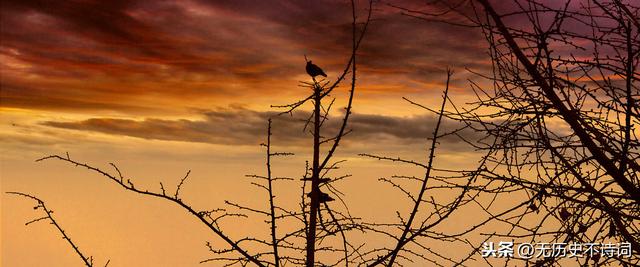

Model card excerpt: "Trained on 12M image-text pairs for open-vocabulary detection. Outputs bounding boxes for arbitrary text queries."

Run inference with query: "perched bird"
[318,191,335,203]
[306,190,335,203]
[306,61,327,78]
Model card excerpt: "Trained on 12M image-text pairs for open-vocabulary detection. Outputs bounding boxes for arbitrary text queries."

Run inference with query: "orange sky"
[0,0,597,266]
[0,0,491,114]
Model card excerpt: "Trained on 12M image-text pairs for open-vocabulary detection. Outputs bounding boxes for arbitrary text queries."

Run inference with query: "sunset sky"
[1,0,507,266]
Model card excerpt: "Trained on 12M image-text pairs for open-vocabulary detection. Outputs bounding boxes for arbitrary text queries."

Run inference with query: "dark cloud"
[42,107,480,148]
[1,1,190,74]
[0,0,490,112]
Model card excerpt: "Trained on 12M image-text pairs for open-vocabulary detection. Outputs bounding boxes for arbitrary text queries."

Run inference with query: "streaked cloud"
[1,0,488,114]
[42,107,481,148]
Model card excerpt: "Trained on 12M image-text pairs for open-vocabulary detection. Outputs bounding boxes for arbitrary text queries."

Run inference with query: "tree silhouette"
[391,0,639,265]
[9,0,639,266]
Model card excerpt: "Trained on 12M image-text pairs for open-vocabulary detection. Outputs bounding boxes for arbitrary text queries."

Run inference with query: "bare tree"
[11,1,378,266]
[12,0,637,266]
[10,0,474,263]
[357,69,482,266]
[390,0,639,265]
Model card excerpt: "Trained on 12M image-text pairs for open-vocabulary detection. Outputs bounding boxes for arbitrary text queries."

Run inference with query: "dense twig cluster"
[357,69,484,266]
[392,0,639,265]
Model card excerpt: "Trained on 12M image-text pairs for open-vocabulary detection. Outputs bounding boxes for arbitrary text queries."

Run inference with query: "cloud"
[0,0,490,113]
[42,107,480,148]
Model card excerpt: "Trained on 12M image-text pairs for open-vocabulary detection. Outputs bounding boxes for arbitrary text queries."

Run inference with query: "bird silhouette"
[318,191,334,203]
[306,61,327,78]
[306,190,335,203]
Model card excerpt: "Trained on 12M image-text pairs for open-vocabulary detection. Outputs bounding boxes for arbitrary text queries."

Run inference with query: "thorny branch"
[35,154,269,267]
[7,191,109,267]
